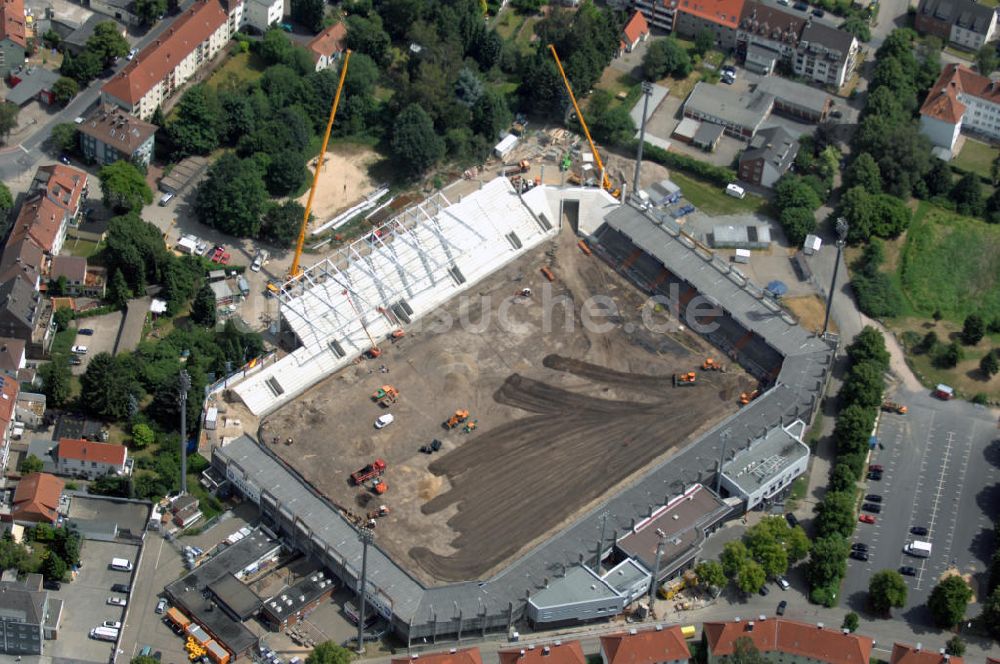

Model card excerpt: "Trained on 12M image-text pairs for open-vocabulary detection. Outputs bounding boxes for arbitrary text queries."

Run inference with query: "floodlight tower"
[178,370,191,495]
[632,82,654,199]
[822,218,849,337]
[355,526,374,654]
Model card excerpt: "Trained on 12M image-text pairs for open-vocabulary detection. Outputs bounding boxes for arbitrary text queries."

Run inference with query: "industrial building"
[213,179,833,645]
[682,83,774,140]
[719,421,810,510]
[259,568,336,631]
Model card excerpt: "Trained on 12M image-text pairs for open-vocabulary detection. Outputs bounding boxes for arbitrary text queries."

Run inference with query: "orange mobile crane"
[289,50,352,279]
[548,45,620,199]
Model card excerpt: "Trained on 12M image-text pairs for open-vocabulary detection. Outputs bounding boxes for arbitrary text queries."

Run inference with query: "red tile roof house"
[919,63,1000,156]
[9,194,71,257]
[31,164,89,222]
[391,648,483,664]
[499,641,587,664]
[890,643,963,664]
[8,472,64,523]
[308,22,346,72]
[620,11,650,54]
[704,617,873,664]
[0,374,19,472]
[601,626,691,664]
[0,0,27,77]
[56,438,131,479]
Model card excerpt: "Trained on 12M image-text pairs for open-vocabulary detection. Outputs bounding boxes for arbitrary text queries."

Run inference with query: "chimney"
[629,628,637,635]
[916,643,922,652]
[543,647,551,656]
[816,623,824,629]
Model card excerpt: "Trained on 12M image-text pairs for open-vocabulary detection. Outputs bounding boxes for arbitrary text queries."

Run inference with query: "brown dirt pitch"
[260,223,752,586]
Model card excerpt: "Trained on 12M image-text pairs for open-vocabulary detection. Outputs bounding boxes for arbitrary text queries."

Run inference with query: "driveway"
[70,313,122,374]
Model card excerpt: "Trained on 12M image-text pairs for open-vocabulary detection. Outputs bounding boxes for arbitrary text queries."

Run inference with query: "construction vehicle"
[500,160,531,176]
[881,400,908,414]
[367,505,390,520]
[673,372,697,387]
[290,51,351,279]
[389,329,405,342]
[739,388,761,406]
[351,459,386,485]
[561,154,572,171]
[371,385,399,406]
[444,409,470,429]
[420,439,443,454]
[577,239,592,256]
[548,45,620,199]
[372,479,388,495]
[540,266,555,282]
[463,419,478,433]
[342,288,381,358]
[701,358,724,372]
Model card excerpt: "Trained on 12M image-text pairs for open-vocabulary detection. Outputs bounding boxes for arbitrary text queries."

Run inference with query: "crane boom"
[548,44,613,193]
[342,289,381,358]
[290,50,352,279]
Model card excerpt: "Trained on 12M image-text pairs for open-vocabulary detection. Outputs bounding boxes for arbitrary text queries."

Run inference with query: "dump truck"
[371,385,399,407]
[500,160,531,176]
[702,358,723,371]
[881,400,908,414]
[351,459,386,485]
[445,409,470,429]
[673,372,697,387]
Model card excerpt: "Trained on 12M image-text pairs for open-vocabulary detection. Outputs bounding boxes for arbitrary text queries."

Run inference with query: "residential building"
[392,648,483,664]
[0,338,26,378]
[890,643,963,664]
[101,0,231,120]
[9,473,64,523]
[56,438,130,479]
[621,11,650,53]
[78,104,158,167]
[915,0,996,49]
[0,0,26,77]
[600,626,691,664]
[0,375,18,470]
[15,391,44,428]
[0,276,48,351]
[56,15,125,56]
[754,76,831,122]
[308,22,346,72]
[719,421,809,512]
[88,0,140,26]
[48,256,104,298]
[736,1,805,74]
[673,0,746,50]
[240,0,282,33]
[9,194,70,257]
[500,642,587,664]
[793,21,859,88]
[682,81,773,139]
[627,0,677,31]
[919,63,1000,154]
[4,66,59,106]
[0,236,43,289]
[739,126,799,187]
[704,618,873,664]
[0,573,58,654]
[31,164,89,221]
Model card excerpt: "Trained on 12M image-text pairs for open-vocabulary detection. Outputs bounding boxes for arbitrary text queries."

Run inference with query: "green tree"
[80,353,140,421]
[39,356,72,408]
[50,123,79,155]
[945,636,965,657]
[131,423,155,449]
[265,149,307,196]
[752,541,789,578]
[133,656,160,664]
[0,102,19,142]
[841,611,860,632]
[775,175,822,212]
[694,29,714,55]
[41,550,67,581]
[731,637,768,664]
[52,77,79,106]
[0,181,11,218]
[961,314,985,345]
[259,28,294,65]
[807,534,849,586]
[307,642,354,664]
[194,153,268,238]
[191,283,218,328]
[951,172,984,217]
[849,326,890,368]
[829,462,857,492]
[86,21,130,66]
[977,45,999,74]
[778,206,817,246]
[391,104,445,175]
[982,587,1000,639]
[261,200,305,248]
[291,0,325,33]
[642,37,691,80]
[53,306,74,331]
[108,269,132,309]
[925,157,953,196]
[844,153,881,193]
[694,560,727,593]
[935,341,962,369]
[720,540,751,577]
[868,569,907,615]
[99,161,153,213]
[168,85,222,157]
[840,17,871,42]
[735,559,767,595]
[19,454,44,474]
[980,350,999,378]
[345,14,391,65]
[743,515,810,563]
[472,89,512,141]
[927,576,973,628]
[134,0,166,24]
[814,490,856,538]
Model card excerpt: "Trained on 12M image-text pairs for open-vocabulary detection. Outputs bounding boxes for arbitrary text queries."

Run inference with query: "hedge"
[627,140,736,186]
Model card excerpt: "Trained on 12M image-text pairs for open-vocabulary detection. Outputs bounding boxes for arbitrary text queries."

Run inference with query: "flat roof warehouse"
[212,180,834,643]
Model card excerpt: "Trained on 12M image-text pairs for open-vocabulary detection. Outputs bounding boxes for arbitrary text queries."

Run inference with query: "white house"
[56,438,130,479]
[920,63,1000,155]
[308,23,347,71]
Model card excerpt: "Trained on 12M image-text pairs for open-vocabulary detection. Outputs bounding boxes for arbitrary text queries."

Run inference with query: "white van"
[726,183,746,199]
[904,541,932,558]
[110,557,133,571]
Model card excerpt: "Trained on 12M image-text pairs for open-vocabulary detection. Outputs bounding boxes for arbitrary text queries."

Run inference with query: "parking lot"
[841,387,1000,620]
[70,311,123,374]
[45,540,139,662]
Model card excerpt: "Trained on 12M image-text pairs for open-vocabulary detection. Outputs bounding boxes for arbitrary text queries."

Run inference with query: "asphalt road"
[841,387,1000,622]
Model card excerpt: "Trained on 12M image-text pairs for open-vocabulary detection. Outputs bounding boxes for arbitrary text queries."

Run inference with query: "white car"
[103,620,122,629]
[374,413,395,429]
[156,598,168,614]
[251,249,269,272]
[127,48,138,60]
[71,345,88,354]
[108,597,127,607]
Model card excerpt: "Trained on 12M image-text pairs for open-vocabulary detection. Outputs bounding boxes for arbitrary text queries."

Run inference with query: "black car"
[793,1,808,9]
[43,579,61,591]
[785,512,799,528]
[866,494,882,503]
[69,357,82,366]
[850,550,869,561]
[812,7,825,16]
[78,328,94,335]
[776,600,787,615]
[868,470,883,480]
[900,566,917,576]
[863,503,882,513]
[911,526,929,536]
[831,110,843,119]
[759,584,770,596]
[851,542,869,552]
[112,583,131,593]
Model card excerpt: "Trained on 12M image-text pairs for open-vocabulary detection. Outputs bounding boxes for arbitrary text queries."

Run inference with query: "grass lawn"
[670,171,766,215]
[897,202,1000,322]
[205,51,265,90]
[63,238,102,258]
[494,8,525,40]
[953,138,998,178]
[667,70,702,99]
[51,328,75,356]
[514,15,542,53]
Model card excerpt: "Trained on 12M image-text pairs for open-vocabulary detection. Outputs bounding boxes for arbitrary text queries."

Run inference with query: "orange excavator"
[445,409,470,429]
[739,389,761,406]
[702,358,724,371]
[674,372,697,387]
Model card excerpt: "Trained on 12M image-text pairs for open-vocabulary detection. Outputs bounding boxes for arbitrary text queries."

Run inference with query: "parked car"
[127,48,138,60]
[59,154,71,165]
[375,413,395,429]
[793,1,808,9]
[776,576,790,590]
[869,464,884,472]
[43,579,61,591]
[785,512,799,528]
[851,542,868,552]
[812,8,824,16]
[859,514,876,524]
[758,584,770,596]
[900,566,917,576]
[78,328,94,335]
[111,583,130,593]
[103,620,122,629]
[251,250,269,272]
[863,503,882,514]
[850,550,869,561]
[867,470,882,480]
[156,598,168,614]
[866,494,882,503]
[910,526,929,536]
[69,357,83,366]
[71,345,88,354]
[108,597,127,607]
[776,600,787,615]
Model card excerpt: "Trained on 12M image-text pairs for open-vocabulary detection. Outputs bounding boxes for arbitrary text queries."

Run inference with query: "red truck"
[351,459,386,485]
